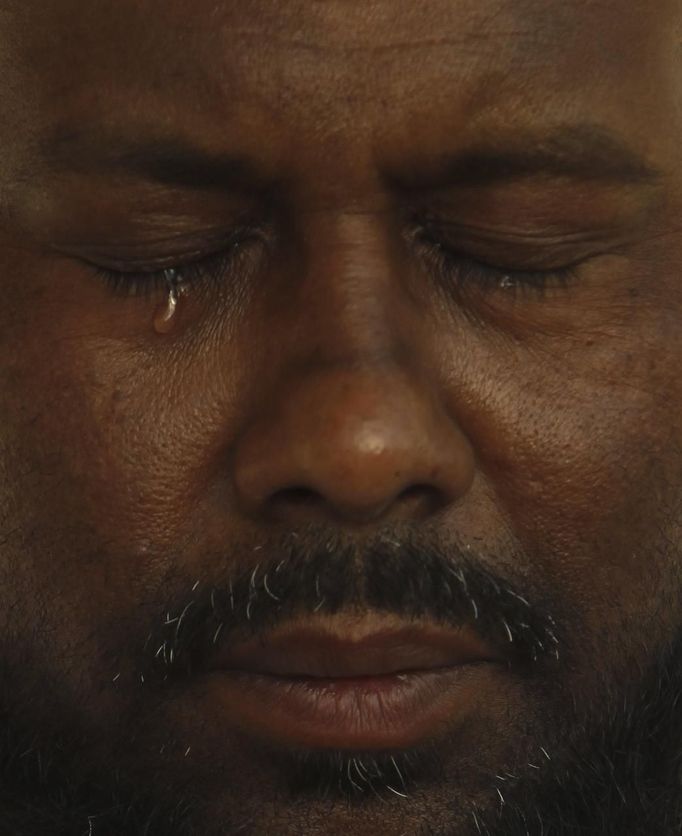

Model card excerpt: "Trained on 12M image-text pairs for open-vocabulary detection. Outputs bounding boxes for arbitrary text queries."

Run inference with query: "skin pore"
[0,0,681,834]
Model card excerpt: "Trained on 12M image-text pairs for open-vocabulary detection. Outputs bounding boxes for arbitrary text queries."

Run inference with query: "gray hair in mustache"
[138,526,562,684]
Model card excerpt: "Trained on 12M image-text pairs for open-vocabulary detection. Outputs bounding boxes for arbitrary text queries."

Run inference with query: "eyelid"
[90,227,266,297]
[411,225,583,299]
[82,223,265,273]
[408,209,614,268]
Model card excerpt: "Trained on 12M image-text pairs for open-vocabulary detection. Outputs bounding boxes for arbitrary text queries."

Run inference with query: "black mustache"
[140,529,561,683]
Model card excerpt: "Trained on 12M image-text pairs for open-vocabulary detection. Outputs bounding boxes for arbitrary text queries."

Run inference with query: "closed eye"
[89,226,265,297]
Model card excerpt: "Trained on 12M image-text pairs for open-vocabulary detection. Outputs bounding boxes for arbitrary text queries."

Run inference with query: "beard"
[0,527,680,836]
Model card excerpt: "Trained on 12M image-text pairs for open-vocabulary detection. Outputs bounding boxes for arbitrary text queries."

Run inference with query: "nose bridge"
[291,207,404,359]
[229,207,475,526]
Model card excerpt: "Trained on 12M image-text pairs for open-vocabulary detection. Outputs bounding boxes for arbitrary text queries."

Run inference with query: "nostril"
[267,482,447,523]
[267,485,330,521]
[397,483,446,514]
[271,486,322,507]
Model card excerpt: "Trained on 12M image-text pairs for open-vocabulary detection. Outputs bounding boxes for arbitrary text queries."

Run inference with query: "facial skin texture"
[0,0,681,834]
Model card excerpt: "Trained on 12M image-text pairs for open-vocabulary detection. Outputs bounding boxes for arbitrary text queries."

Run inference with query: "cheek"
[0,261,250,687]
[0,254,250,554]
[452,323,682,649]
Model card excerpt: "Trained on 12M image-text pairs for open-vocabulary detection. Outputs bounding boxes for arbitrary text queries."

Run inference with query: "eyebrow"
[43,130,269,193]
[393,124,662,190]
[42,122,661,194]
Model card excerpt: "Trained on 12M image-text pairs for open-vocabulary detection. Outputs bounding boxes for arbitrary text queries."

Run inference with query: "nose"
[231,365,475,526]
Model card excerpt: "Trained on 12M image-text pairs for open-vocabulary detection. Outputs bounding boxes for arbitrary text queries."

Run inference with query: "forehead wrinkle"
[204,26,539,58]
[192,0,581,94]
[197,0,650,66]
[1,0,678,210]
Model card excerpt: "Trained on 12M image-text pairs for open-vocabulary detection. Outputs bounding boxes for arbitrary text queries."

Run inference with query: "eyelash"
[415,235,578,299]
[93,232,260,298]
[92,226,578,301]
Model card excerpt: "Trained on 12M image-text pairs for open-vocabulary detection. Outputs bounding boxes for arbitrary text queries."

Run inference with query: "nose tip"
[231,369,474,527]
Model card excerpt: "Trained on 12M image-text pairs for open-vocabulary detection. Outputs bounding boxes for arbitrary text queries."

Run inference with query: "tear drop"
[153,269,185,334]
[153,288,178,334]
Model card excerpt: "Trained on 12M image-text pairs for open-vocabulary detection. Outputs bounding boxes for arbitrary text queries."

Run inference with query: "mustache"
[138,528,562,682]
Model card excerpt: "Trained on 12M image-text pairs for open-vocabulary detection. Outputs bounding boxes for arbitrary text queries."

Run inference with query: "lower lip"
[200,663,498,750]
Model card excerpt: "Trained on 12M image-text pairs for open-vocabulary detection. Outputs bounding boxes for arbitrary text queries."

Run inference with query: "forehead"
[0,0,680,191]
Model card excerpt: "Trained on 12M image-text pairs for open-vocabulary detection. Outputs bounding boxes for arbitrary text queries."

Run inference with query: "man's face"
[0,1,681,834]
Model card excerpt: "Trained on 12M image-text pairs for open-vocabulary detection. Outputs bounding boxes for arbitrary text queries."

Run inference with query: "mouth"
[201,614,505,750]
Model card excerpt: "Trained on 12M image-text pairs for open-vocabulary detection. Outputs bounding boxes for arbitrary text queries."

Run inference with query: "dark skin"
[0,0,681,834]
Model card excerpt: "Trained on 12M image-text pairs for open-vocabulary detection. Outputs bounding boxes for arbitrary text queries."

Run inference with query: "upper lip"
[213,614,501,679]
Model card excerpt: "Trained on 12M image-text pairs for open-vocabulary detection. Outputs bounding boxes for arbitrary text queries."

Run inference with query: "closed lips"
[196,615,506,750]
[214,617,501,679]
